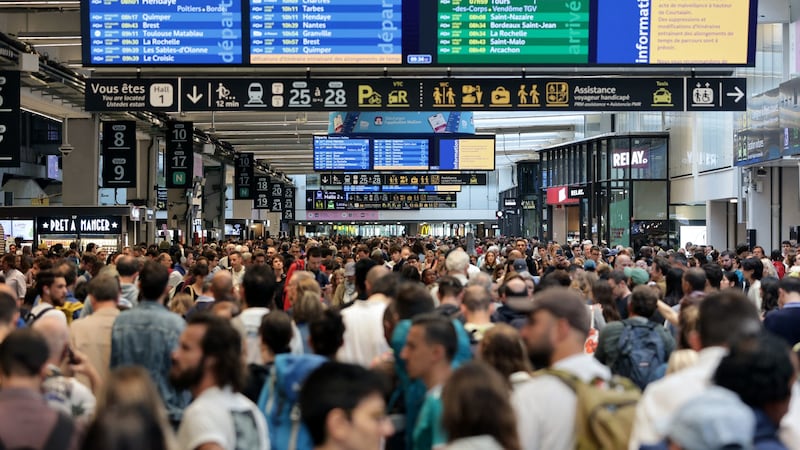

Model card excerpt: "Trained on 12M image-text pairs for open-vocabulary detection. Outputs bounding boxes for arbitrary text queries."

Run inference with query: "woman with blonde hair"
[479,324,533,387]
[442,362,521,450]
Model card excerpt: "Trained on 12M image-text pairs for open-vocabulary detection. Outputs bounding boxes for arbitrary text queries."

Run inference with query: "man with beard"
[27,269,69,325]
[511,287,612,450]
[171,313,269,450]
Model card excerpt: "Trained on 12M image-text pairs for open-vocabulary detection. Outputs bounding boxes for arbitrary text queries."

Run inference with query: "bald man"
[33,316,98,424]
[210,269,235,302]
[615,254,634,270]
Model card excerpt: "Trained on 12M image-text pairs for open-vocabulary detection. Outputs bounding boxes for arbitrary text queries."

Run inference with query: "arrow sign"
[187,85,203,104]
[727,86,745,103]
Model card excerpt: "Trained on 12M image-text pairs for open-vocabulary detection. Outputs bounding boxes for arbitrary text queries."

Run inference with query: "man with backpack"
[595,285,675,390]
[512,287,640,450]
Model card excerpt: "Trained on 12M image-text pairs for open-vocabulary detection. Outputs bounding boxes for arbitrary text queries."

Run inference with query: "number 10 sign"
[102,121,137,188]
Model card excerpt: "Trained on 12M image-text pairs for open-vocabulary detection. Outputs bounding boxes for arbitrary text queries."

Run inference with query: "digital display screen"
[82,0,757,67]
[436,0,590,64]
[373,138,429,171]
[249,0,402,65]
[313,136,371,171]
[595,0,754,65]
[83,0,243,65]
[434,137,495,171]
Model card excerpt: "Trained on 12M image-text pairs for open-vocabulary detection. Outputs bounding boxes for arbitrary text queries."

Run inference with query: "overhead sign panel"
[254,176,270,209]
[0,71,20,168]
[85,79,178,112]
[282,186,296,221]
[83,0,243,65]
[165,121,193,188]
[173,77,744,112]
[321,172,486,187]
[101,121,137,188]
[37,216,122,235]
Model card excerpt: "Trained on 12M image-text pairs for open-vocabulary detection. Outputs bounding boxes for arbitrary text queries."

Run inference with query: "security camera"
[58,144,74,156]
[756,167,768,177]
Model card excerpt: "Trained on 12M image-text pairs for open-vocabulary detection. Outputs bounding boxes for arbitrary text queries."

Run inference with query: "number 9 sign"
[102,121,137,188]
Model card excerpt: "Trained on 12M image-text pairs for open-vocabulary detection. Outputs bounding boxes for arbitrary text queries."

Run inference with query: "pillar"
[62,117,99,205]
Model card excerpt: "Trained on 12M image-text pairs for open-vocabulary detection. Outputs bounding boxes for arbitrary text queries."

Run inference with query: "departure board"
[373,139,429,171]
[437,0,590,64]
[84,0,243,65]
[435,137,495,171]
[249,0,402,65]
[313,137,371,171]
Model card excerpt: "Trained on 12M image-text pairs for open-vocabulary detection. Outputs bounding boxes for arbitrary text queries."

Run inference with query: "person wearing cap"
[639,386,756,450]
[332,261,357,307]
[511,287,613,450]
[491,276,532,330]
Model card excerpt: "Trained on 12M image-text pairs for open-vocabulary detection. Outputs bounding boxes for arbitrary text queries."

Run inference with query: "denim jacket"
[110,301,189,423]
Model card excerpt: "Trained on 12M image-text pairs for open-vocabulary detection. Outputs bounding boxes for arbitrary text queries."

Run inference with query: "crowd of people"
[0,235,799,450]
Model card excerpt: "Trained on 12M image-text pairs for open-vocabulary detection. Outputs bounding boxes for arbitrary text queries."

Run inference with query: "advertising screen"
[372,138,429,171]
[82,0,757,67]
[313,136,371,171]
[434,137,495,171]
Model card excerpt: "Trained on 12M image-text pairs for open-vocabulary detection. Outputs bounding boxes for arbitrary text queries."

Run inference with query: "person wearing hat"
[625,266,651,287]
[332,261,357,307]
[491,276,532,331]
[511,287,613,449]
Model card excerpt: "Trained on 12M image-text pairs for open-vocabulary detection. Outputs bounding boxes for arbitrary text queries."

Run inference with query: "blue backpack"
[613,320,666,390]
[257,353,327,450]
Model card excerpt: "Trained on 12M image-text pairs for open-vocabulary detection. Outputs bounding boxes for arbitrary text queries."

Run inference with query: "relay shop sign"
[37,216,122,235]
[85,79,178,112]
[102,121,137,188]
[165,121,193,188]
[612,149,650,168]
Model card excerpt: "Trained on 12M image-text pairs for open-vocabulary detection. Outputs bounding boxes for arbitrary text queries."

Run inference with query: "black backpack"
[613,320,667,390]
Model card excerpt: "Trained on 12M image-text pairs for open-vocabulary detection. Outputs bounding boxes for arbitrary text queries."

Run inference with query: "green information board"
[437,0,590,64]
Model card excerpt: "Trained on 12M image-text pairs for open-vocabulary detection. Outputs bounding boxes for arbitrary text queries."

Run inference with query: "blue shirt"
[412,385,446,450]
[110,300,189,423]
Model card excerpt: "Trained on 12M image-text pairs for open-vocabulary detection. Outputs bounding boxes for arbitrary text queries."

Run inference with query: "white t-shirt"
[237,307,270,365]
[337,295,390,367]
[178,386,269,450]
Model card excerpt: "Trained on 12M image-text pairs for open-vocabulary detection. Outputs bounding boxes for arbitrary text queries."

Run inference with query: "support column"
[62,117,99,205]
[167,188,190,245]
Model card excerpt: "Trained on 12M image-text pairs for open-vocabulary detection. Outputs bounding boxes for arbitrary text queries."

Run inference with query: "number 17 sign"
[166,121,193,188]
[102,121,137,188]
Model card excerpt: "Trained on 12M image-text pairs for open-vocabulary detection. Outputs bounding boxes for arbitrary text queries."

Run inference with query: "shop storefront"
[520,133,670,250]
[0,206,131,252]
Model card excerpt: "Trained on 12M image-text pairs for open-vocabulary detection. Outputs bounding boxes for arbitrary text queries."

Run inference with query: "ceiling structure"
[0,0,793,175]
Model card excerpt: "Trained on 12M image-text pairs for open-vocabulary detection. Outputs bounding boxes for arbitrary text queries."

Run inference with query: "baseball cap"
[512,259,528,273]
[583,260,597,271]
[666,386,754,450]
[344,261,356,277]
[624,267,650,286]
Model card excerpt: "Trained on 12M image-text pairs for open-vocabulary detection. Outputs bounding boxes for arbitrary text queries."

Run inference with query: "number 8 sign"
[102,121,137,188]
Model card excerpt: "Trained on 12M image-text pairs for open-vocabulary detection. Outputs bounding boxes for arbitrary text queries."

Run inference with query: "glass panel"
[609,138,630,180]
[633,181,667,220]
[631,137,668,179]
[609,182,630,248]
[599,140,609,181]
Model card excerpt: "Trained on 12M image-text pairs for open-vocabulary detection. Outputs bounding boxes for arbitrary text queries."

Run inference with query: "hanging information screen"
[249,0,402,65]
[433,137,495,171]
[83,0,243,65]
[373,138,429,171]
[82,0,756,67]
[437,0,590,64]
[313,136,371,171]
